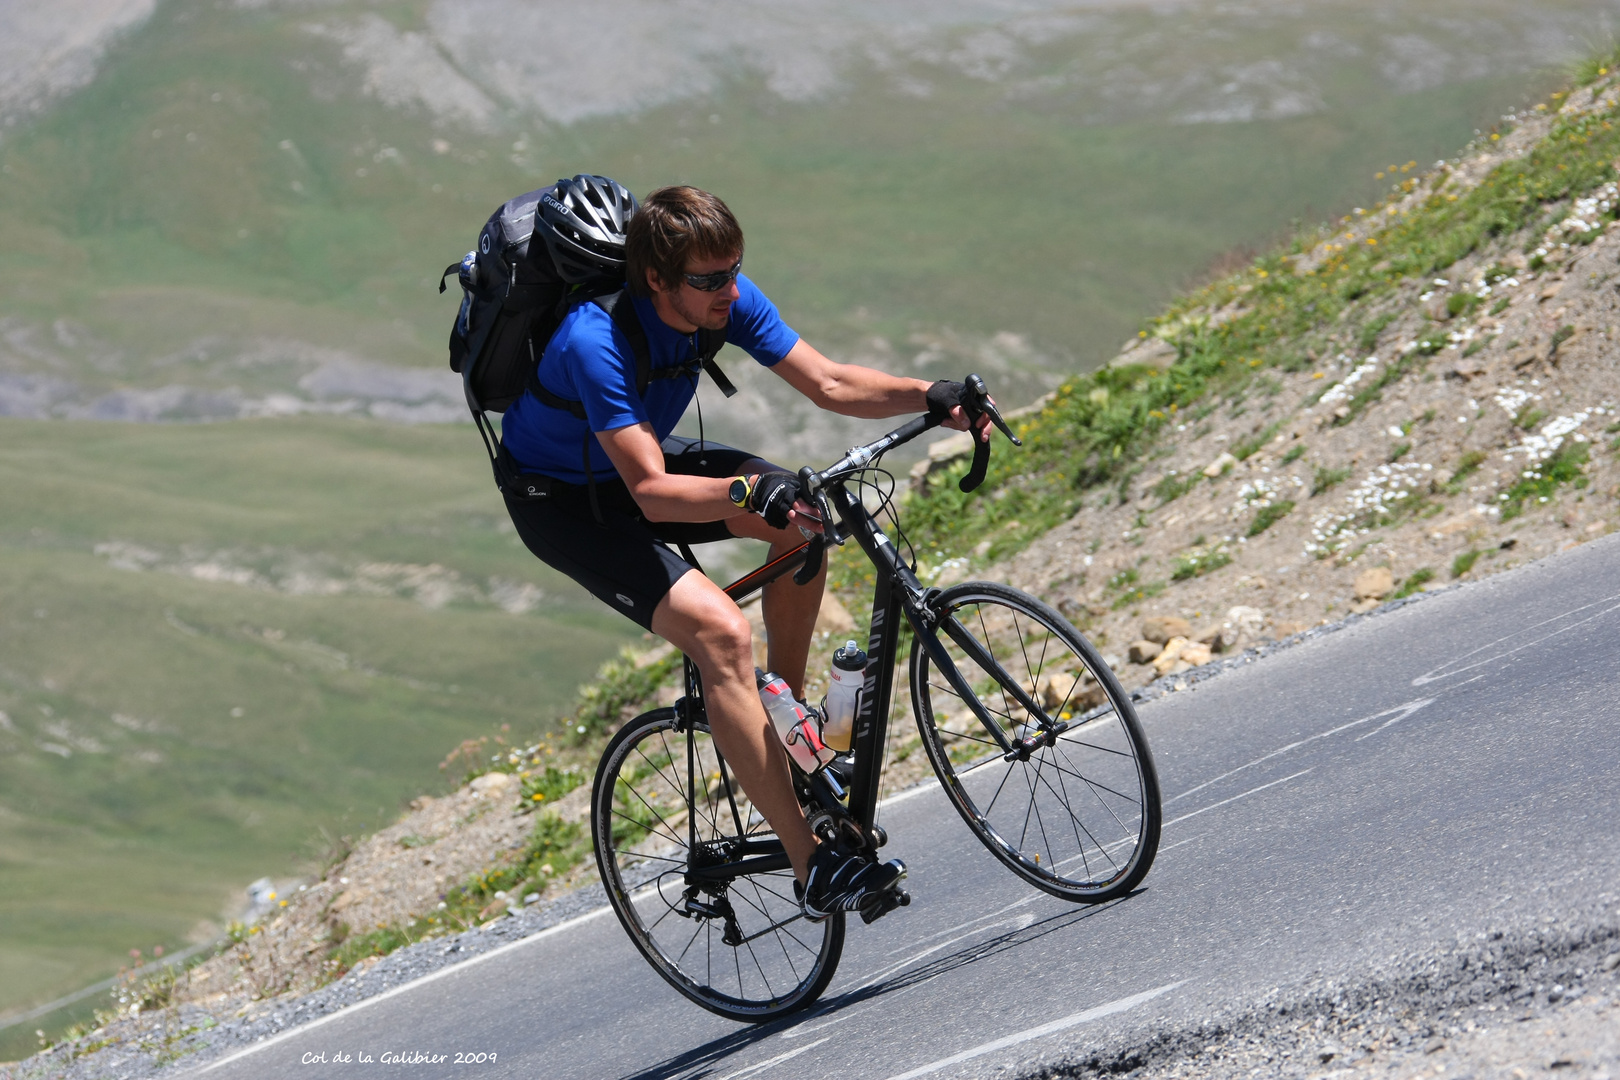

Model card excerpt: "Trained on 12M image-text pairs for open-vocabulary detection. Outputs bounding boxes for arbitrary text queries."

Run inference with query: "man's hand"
[926,379,995,443]
[749,472,810,530]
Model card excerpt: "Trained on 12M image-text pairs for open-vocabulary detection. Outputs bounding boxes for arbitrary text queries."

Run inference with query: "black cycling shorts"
[503,435,781,630]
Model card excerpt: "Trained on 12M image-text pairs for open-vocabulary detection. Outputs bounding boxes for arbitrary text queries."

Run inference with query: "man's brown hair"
[625,186,744,297]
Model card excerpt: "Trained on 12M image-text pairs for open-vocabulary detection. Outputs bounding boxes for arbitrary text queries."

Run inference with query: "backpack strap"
[524,289,738,525]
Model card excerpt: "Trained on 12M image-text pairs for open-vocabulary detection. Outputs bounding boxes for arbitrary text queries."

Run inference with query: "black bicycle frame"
[675,464,1026,889]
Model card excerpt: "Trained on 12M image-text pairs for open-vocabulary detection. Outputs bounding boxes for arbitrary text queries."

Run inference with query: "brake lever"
[965,373,1023,447]
[793,536,826,585]
[958,373,1021,493]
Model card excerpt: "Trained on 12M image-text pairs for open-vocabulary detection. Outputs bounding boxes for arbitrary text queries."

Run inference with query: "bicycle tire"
[591,706,845,1021]
[910,581,1161,902]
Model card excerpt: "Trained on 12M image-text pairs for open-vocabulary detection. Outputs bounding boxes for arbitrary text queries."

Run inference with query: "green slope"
[0,0,1574,432]
[0,418,636,1027]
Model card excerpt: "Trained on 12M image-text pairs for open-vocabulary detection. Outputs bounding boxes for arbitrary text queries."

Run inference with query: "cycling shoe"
[797,845,906,922]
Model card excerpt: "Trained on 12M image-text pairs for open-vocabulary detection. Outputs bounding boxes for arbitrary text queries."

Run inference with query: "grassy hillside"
[0,418,637,1034]
[0,0,1578,454]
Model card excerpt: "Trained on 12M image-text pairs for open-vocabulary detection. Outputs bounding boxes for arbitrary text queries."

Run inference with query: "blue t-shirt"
[501,274,798,483]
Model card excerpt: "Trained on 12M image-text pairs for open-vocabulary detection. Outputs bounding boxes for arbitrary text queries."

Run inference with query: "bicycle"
[590,375,1162,1021]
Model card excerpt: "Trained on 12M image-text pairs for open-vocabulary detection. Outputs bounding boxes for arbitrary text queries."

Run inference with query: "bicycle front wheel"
[910,582,1161,902]
[591,707,844,1021]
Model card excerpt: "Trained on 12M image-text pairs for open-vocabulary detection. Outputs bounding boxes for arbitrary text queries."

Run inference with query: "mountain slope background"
[2,0,1617,1056]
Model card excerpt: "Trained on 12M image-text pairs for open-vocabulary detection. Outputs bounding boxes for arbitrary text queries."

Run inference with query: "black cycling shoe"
[796,844,906,922]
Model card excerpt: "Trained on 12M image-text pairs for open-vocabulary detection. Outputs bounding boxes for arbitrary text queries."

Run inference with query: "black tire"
[910,582,1161,902]
[591,707,844,1021]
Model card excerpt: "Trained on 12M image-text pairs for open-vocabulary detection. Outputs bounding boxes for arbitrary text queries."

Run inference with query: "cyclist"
[501,181,989,918]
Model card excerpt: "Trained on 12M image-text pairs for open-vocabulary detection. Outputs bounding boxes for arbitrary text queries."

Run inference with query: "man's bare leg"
[727,511,828,696]
[651,568,819,881]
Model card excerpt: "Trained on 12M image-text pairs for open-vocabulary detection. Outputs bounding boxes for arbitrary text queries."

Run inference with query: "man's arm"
[595,422,745,523]
[595,422,822,530]
[771,339,993,438]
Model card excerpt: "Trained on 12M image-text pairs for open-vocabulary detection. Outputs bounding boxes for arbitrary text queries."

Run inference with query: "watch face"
[729,477,749,506]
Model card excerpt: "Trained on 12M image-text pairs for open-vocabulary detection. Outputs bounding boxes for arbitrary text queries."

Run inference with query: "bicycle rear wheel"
[591,706,844,1021]
[910,582,1161,902]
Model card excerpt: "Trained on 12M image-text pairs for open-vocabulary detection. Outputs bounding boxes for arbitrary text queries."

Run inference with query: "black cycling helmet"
[538,174,637,283]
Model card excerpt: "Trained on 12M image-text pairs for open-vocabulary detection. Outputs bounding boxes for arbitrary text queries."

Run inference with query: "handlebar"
[790,372,1021,585]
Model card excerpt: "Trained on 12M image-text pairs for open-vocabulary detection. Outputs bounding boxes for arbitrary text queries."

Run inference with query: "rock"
[1128,640,1163,664]
[1451,356,1489,379]
[1602,952,1620,972]
[1353,566,1395,600]
[1035,672,1083,709]
[1424,1038,1446,1054]
[1202,452,1237,478]
[1141,615,1192,644]
[1350,597,1381,614]
[1193,623,1237,653]
[1152,637,1189,675]
[470,771,512,794]
[815,591,856,635]
[1178,642,1213,667]
[1226,606,1265,637]
[1107,337,1178,370]
[1273,620,1308,637]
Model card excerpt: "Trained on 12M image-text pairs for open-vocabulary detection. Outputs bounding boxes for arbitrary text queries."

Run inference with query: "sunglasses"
[682,258,742,292]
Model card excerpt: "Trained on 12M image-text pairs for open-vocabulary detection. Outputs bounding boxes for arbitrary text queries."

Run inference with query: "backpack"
[439,183,737,505]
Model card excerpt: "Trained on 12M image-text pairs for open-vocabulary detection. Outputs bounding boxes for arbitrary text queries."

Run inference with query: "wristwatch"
[728,475,754,508]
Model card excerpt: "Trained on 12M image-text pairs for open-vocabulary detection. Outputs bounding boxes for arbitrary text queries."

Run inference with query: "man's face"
[651,251,741,333]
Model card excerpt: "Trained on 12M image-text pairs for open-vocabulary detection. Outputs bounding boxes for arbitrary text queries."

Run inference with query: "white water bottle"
[820,640,867,753]
[758,670,835,774]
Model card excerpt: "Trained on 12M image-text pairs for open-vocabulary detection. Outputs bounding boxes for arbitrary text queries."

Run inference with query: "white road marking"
[886,891,1043,956]
[1163,769,1313,829]
[881,981,1185,1080]
[177,906,615,1077]
[1412,591,1620,686]
[1156,833,1206,854]
[718,1037,830,1080]
[1168,699,1432,804]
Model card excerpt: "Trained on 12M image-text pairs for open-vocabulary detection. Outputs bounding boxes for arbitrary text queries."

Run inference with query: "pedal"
[858,886,909,925]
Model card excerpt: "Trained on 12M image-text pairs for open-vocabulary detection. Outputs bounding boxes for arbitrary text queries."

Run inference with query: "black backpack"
[439,183,736,506]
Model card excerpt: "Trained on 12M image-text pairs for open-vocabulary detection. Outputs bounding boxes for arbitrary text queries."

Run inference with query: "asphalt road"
[182,535,1620,1080]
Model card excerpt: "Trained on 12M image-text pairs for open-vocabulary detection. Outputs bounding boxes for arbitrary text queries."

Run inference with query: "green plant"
[1489,297,1511,316]
[1233,421,1282,461]
[1248,500,1295,536]
[1358,311,1397,351]
[1451,549,1484,578]
[1149,471,1199,504]
[1280,445,1305,465]
[1445,292,1473,318]
[1393,568,1436,599]
[1515,405,1546,431]
[1499,441,1591,520]
[1312,466,1353,497]
[1446,450,1489,493]
[1550,324,1576,356]
[1108,579,1172,612]
[1389,442,1411,462]
[567,647,682,740]
[1171,548,1233,581]
[518,764,586,810]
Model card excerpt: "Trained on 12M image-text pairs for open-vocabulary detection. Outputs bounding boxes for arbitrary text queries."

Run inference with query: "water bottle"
[820,640,868,753]
[757,670,835,774]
